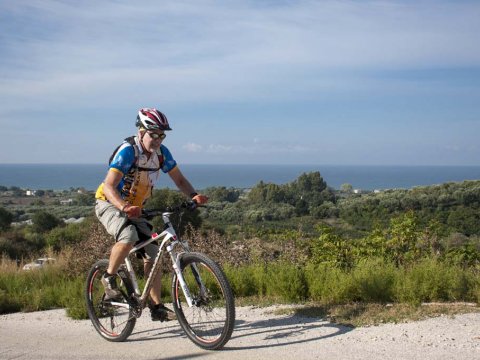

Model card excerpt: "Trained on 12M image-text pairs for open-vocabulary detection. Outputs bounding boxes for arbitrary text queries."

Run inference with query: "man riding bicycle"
[95,107,208,321]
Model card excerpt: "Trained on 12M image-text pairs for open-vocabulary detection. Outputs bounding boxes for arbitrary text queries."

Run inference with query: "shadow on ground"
[225,312,353,351]
[128,308,354,353]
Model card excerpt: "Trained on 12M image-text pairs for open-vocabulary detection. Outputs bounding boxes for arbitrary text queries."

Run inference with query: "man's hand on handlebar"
[192,194,208,205]
[123,204,142,218]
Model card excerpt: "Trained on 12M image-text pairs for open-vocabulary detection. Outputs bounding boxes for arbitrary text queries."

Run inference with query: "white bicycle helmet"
[135,108,172,131]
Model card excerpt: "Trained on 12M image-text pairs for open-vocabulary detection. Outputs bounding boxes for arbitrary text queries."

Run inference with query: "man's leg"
[101,242,134,300]
[107,242,133,274]
[96,200,138,300]
[96,200,136,275]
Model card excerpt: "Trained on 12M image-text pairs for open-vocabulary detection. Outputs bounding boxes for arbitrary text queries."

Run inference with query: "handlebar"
[141,200,198,220]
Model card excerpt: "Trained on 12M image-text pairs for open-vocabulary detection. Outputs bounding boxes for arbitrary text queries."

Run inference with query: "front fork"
[169,245,194,307]
[169,245,208,307]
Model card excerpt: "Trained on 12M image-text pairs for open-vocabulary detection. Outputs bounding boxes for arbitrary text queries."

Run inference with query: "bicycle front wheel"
[172,252,235,350]
[85,259,136,342]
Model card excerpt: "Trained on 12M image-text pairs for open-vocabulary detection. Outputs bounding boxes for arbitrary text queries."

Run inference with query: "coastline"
[0,163,479,191]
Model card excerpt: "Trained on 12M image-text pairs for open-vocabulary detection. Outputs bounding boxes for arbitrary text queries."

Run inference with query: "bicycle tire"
[171,252,235,350]
[85,259,136,342]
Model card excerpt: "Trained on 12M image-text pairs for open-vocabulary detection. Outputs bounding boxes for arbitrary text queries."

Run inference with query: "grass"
[1,253,479,327]
[225,258,480,305]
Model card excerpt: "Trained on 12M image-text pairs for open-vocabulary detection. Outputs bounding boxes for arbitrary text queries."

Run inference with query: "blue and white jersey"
[95,136,177,207]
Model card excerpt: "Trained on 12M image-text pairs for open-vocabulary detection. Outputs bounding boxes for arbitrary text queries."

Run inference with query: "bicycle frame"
[117,212,199,311]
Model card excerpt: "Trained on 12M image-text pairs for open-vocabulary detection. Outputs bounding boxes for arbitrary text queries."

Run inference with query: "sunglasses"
[147,132,166,140]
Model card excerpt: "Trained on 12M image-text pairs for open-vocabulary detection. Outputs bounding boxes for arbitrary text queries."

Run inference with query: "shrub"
[45,218,93,251]
[32,211,62,233]
[62,277,88,319]
[310,225,355,269]
[0,289,21,313]
[394,258,477,304]
[0,230,45,259]
[265,262,308,302]
[386,211,421,266]
[0,207,14,230]
[305,263,354,304]
[0,262,65,314]
[350,259,397,303]
[224,264,257,297]
[63,218,113,277]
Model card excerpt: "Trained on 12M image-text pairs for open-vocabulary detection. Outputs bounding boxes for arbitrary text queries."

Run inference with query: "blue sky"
[1,0,479,165]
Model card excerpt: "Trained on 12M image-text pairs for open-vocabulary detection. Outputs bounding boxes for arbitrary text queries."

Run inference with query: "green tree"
[9,186,23,197]
[447,206,480,236]
[0,231,44,259]
[0,207,14,231]
[341,183,353,194]
[248,181,286,204]
[46,219,92,251]
[204,186,240,202]
[357,226,387,259]
[247,181,267,204]
[294,199,309,216]
[287,172,332,209]
[310,225,355,269]
[291,172,327,195]
[311,201,339,219]
[386,211,420,266]
[74,193,95,206]
[32,211,62,233]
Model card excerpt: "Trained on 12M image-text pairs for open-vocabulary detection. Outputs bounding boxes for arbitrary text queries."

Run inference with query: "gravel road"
[1,306,479,360]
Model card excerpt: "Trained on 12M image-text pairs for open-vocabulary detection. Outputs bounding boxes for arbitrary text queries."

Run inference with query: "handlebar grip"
[183,200,197,211]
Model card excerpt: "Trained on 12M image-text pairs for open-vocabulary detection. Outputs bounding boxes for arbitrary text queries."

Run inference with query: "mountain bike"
[85,201,235,350]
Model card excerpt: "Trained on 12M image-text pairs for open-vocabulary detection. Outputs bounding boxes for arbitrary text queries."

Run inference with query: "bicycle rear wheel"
[172,252,235,350]
[85,259,136,342]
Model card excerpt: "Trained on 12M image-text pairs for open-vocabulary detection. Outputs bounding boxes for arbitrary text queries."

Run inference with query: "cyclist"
[95,107,208,321]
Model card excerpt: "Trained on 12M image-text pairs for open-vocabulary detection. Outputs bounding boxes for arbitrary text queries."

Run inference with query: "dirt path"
[0,306,479,360]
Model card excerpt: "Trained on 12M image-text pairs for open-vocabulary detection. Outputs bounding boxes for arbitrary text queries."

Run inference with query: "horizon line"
[1,163,480,167]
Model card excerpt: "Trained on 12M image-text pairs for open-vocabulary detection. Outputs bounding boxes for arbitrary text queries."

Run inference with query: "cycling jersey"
[95,136,177,207]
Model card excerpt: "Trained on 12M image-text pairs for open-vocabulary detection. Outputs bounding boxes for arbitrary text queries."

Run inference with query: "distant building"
[26,190,36,196]
[60,199,74,205]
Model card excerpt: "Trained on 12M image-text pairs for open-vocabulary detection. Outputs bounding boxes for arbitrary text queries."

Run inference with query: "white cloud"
[1,1,480,165]
[1,0,480,113]
[207,144,233,154]
[183,140,317,156]
[183,143,203,152]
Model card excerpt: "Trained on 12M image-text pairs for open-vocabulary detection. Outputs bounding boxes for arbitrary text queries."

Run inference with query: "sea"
[0,164,480,191]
